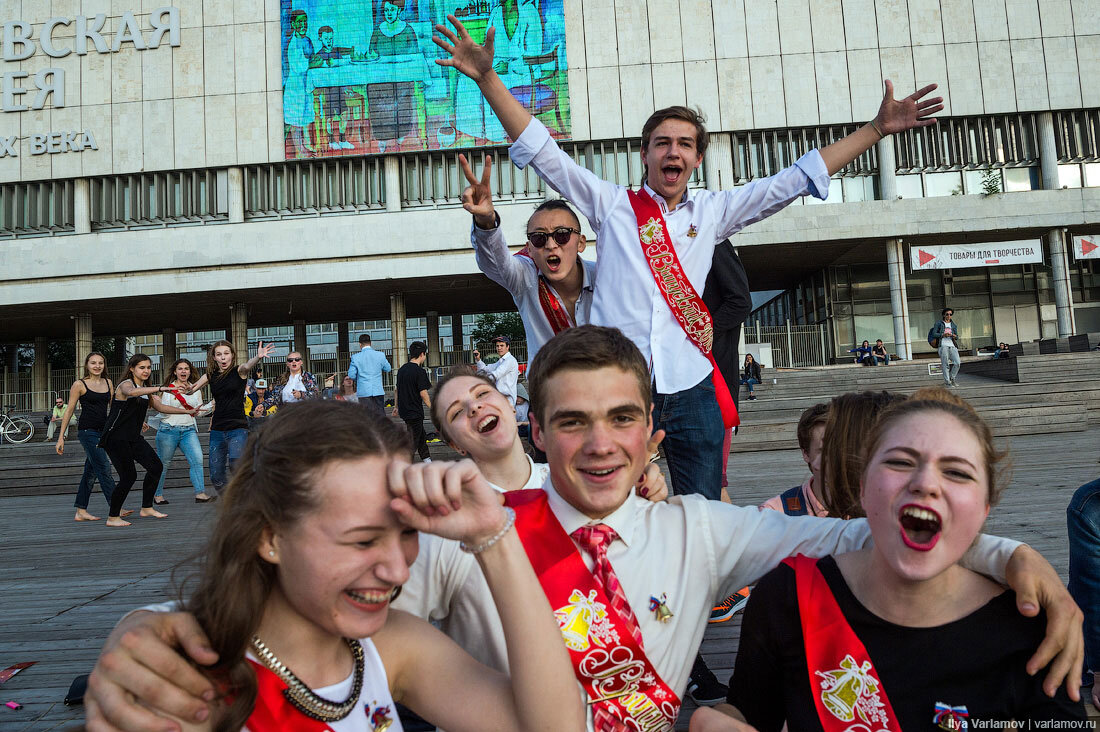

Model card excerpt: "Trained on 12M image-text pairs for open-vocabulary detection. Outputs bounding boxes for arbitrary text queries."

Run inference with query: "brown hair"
[206,340,237,381]
[275,352,309,388]
[162,358,197,387]
[821,391,908,519]
[428,365,497,443]
[526,325,650,425]
[796,402,829,454]
[121,353,153,387]
[863,387,1009,506]
[180,400,411,731]
[82,351,107,379]
[640,106,709,160]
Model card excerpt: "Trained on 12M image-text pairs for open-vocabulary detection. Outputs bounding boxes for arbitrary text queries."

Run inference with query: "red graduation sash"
[625,189,739,428]
[505,489,681,731]
[516,249,576,334]
[784,555,902,732]
[245,659,336,732]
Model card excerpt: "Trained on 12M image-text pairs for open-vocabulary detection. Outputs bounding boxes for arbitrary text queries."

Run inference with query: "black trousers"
[403,417,430,460]
[104,437,163,516]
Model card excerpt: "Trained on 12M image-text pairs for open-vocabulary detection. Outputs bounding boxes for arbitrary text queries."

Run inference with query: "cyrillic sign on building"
[910,241,1043,270]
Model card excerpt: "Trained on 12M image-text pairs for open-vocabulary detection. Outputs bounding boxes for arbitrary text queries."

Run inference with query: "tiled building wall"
[1,0,1097,183]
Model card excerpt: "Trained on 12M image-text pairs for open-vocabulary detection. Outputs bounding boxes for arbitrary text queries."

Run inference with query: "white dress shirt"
[394,477,1021,731]
[509,118,831,394]
[471,222,597,363]
[477,352,519,407]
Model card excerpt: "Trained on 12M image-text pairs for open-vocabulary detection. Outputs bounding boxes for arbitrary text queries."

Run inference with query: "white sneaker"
[422,457,432,463]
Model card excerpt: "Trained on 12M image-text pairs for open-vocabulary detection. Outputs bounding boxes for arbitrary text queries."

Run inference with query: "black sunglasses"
[526,227,580,249]
[286,357,302,362]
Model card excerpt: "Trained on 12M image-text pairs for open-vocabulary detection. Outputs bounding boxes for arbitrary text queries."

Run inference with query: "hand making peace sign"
[459,153,495,224]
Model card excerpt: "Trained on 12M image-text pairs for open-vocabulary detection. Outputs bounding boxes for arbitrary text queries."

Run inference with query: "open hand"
[255,341,274,360]
[387,459,506,545]
[433,15,496,82]
[873,80,943,134]
[459,153,495,225]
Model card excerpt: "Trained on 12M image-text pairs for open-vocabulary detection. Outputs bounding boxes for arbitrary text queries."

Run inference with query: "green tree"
[981,168,1002,196]
[468,312,525,353]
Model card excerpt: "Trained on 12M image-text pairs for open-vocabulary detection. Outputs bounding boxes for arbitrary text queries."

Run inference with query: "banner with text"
[1073,235,1100,260]
[910,241,1043,270]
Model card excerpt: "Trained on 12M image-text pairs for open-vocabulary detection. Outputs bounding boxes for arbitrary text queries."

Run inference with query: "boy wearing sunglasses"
[461,152,595,364]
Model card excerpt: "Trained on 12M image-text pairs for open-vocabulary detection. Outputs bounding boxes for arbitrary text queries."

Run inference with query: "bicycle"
[0,405,35,444]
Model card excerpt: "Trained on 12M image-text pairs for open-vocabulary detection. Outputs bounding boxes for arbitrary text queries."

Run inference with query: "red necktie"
[572,524,644,732]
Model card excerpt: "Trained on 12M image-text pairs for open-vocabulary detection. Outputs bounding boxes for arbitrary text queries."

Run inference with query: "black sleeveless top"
[102,380,151,443]
[77,379,112,431]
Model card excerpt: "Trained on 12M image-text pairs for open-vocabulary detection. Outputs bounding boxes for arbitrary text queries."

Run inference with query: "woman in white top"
[271,351,320,407]
[154,359,214,505]
[93,400,585,732]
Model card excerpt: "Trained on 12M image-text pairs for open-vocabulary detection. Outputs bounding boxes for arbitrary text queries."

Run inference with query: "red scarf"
[785,555,902,732]
[516,249,576,334]
[506,489,681,731]
[625,189,739,428]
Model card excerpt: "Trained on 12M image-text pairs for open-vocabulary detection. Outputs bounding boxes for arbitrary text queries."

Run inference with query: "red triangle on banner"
[1083,239,1098,255]
[918,249,936,266]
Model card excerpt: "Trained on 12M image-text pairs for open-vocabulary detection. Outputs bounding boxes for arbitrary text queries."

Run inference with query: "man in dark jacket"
[703,240,753,413]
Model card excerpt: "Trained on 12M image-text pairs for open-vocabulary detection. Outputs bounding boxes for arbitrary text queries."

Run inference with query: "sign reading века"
[910,241,1043,270]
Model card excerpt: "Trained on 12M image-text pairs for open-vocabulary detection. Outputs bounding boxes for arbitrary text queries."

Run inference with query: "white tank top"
[245,638,404,732]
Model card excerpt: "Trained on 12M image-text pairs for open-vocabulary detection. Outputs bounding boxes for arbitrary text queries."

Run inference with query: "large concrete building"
[2,0,1099,397]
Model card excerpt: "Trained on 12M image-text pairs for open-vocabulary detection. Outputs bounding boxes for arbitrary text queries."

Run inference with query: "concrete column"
[877,137,897,201]
[162,328,177,367]
[32,337,49,410]
[426,311,441,368]
[451,314,464,354]
[74,314,93,374]
[230,303,249,366]
[1036,114,1076,335]
[384,156,402,212]
[227,166,245,224]
[390,294,407,372]
[704,132,735,191]
[73,178,92,234]
[886,238,912,360]
[293,319,308,370]
[1048,229,1077,337]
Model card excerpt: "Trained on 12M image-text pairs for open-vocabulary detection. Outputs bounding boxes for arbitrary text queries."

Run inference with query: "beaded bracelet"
[869,119,885,140]
[459,506,517,554]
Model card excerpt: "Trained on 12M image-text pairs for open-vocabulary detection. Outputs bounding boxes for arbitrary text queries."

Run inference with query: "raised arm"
[381,460,584,732]
[236,341,274,378]
[819,80,942,175]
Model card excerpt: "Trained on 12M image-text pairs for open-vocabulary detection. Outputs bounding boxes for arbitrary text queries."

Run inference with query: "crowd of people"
[70,19,1093,731]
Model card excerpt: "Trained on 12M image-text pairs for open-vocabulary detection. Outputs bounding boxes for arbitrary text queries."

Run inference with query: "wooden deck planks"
[1,428,1096,731]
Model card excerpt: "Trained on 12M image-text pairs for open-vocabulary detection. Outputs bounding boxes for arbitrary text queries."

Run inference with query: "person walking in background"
[45,397,71,440]
[394,340,433,462]
[55,351,119,522]
[740,353,763,400]
[930,307,962,387]
[187,339,273,495]
[152,359,214,506]
[270,351,321,408]
[101,354,197,527]
[348,333,391,415]
[474,335,518,407]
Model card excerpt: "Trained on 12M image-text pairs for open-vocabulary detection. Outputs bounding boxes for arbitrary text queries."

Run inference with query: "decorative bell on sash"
[648,594,674,623]
[820,656,877,722]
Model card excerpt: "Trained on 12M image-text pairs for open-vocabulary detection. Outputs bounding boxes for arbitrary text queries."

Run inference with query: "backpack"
[927,324,940,348]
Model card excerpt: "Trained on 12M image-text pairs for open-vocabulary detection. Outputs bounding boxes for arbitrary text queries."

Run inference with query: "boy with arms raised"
[86,328,1082,732]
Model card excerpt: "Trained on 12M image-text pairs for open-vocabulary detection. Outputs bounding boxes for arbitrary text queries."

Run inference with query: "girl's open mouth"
[898,504,942,551]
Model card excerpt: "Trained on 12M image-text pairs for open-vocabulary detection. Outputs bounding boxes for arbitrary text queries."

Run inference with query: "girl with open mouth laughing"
[695,387,1085,731]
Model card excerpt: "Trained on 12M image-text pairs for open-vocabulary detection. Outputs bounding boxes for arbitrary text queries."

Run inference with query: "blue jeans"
[739,376,760,394]
[939,342,961,384]
[75,429,116,509]
[653,377,724,501]
[155,425,205,497]
[209,428,248,490]
[873,354,890,366]
[1069,478,1100,671]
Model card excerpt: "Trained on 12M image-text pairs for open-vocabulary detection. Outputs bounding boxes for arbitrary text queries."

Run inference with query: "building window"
[245,158,385,219]
[0,180,75,238]
[91,170,228,230]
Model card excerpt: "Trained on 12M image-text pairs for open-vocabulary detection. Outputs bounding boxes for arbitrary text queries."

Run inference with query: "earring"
[268,550,275,557]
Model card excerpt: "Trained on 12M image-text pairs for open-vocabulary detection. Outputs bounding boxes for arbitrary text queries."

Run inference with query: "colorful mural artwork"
[280,0,570,159]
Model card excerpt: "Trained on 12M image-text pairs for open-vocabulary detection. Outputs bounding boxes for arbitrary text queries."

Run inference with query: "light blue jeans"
[939,342,961,385]
[155,425,205,497]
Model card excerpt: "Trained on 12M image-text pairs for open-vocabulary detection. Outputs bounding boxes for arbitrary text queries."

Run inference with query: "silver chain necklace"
[250,635,364,722]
